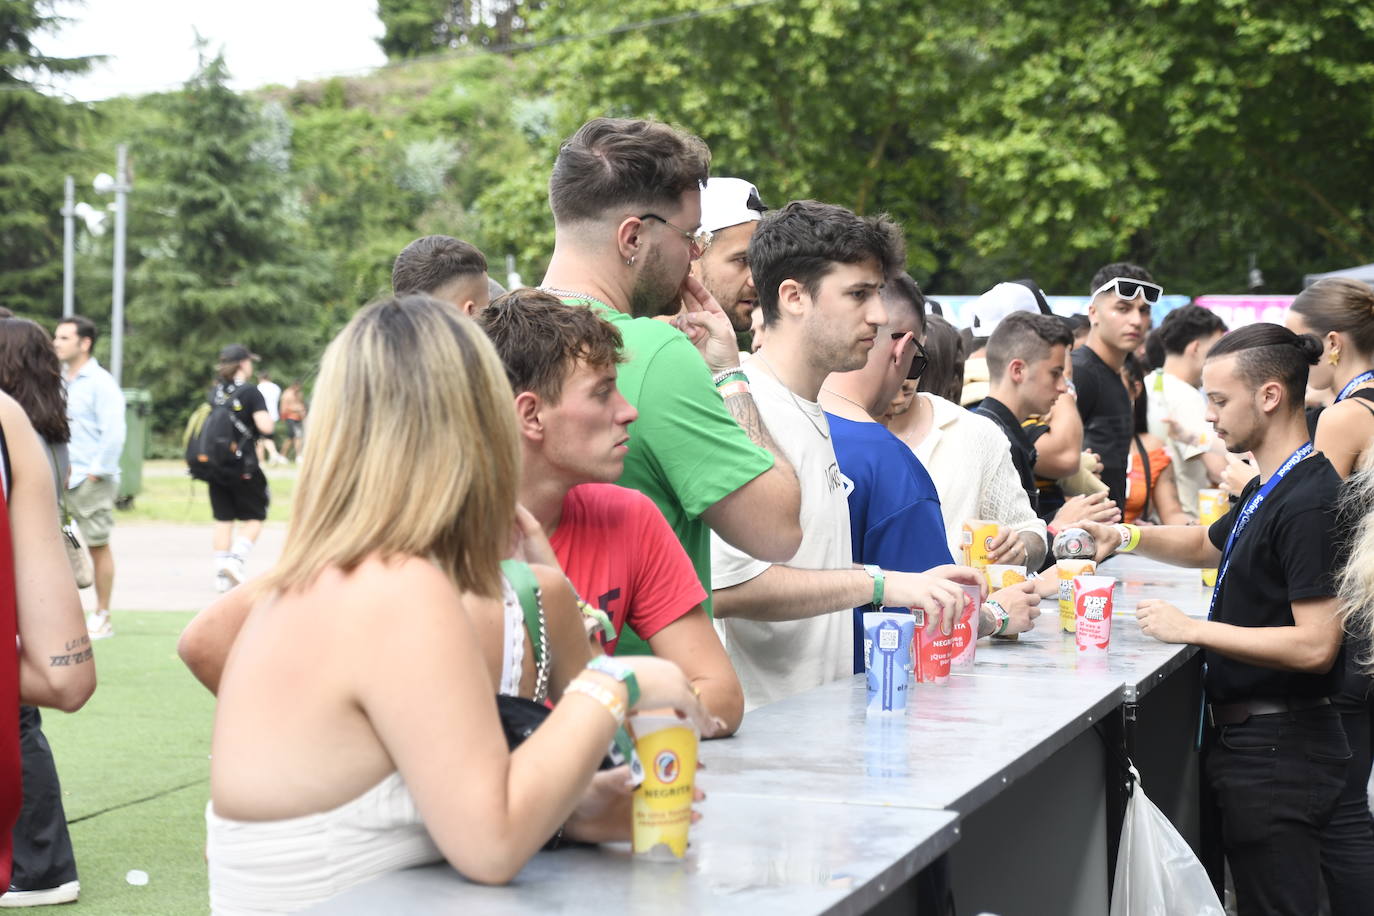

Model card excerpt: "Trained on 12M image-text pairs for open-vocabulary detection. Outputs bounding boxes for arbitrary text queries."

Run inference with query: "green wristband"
[587,655,640,708]
[863,564,885,607]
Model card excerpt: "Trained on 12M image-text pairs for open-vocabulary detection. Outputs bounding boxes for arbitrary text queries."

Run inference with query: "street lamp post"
[94,145,131,385]
[61,176,75,318]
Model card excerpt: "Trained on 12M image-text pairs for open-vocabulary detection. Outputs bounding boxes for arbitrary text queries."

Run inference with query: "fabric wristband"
[717,381,750,399]
[563,677,626,726]
[863,564,885,607]
[1114,524,1141,553]
[984,598,1010,635]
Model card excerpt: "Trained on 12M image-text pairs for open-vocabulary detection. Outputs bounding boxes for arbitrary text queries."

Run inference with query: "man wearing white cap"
[689,177,767,334]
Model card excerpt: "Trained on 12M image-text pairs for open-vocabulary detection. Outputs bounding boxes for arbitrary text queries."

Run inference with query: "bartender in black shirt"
[1084,323,1349,916]
[1073,263,1159,507]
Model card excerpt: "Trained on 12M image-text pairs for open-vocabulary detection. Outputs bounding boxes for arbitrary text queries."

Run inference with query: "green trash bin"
[118,388,152,507]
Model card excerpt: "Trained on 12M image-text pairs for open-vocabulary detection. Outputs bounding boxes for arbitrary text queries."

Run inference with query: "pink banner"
[1192,295,1296,329]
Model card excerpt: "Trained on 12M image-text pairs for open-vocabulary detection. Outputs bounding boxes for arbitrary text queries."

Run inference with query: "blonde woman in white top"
[204,297,711,913]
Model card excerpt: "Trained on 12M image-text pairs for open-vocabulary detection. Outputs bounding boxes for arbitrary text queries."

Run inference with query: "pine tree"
[130,48,327,430]
[0,0,95,317]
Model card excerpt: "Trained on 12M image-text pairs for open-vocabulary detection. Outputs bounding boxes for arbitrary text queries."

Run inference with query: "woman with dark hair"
[0,318,84,905]
[0,323,96,903]
[1120,354,1189,525]
[916,314,965,405]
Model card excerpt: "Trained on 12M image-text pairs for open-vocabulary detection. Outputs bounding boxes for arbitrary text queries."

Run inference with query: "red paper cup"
[914,609,952,684]
[1073,575,1116,652]
[948,584,981,669]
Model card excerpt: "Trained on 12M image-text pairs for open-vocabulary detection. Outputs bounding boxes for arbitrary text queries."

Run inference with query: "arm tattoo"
[50,648,93,667]
[724,390,796,478]
[50,635,92,667]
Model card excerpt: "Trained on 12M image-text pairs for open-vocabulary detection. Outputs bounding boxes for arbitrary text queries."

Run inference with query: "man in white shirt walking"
[53,315,125,639]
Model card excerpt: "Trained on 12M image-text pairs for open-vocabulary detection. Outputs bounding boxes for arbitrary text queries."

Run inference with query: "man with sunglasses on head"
[821,268,1044,675]
[710,201,1007,708]
[539,117,802,658]
[1074,263,1162,508]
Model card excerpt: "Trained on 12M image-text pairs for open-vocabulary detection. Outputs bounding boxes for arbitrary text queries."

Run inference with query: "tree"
[0,0,96,317]
[377,0,543,58]
[129,49,328,430]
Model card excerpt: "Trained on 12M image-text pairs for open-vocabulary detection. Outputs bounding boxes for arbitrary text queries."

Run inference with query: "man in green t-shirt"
[539,117,803,655]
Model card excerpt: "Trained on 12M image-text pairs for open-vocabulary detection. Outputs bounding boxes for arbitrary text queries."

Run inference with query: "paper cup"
[1198,488,1226,587]
[948,584,981,668]
[629,715,699,860]
[914,610,952,684]
[863,612,916,714]
[987,564,1027,590]
[1073,575,1116,652]
[961,519,999,570]
[1056,558,1096,632]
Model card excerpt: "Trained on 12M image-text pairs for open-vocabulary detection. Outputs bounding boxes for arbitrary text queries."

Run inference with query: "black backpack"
[184,382,259,484]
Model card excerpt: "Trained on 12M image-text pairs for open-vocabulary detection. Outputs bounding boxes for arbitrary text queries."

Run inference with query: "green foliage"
[0,0,95,315]
[128,50,329,430]
[4,0,1374,434]
[377,0,543,58]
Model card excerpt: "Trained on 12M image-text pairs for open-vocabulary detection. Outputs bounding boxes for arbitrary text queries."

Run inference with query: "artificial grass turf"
[38,611,214,915]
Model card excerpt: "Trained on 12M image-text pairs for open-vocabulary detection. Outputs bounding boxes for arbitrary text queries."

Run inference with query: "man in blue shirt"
[53,315,125,640]
[821,275,1043,671]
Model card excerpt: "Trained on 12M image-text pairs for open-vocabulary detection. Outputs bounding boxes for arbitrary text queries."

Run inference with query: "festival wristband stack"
[1113,524,1141,554]
[983,599,1011,635]
[563,677,626,726]
[712,367,749,398]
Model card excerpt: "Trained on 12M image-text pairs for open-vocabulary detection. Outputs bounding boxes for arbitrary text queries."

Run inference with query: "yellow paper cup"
[629,714,698,860]
[961,519,998,570]
[1056,559,1096,632]
[1198,488,1226,587]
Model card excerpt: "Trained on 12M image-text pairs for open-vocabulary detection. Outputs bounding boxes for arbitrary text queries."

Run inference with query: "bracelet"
[712,368,747,388]
[1114,523,1141,553]
[717,381,750,399]
[863,564,886,607]
[984,599,1010,635]
[563,677,626,726]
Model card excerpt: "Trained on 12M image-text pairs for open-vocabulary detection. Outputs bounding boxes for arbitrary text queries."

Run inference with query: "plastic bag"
[1110,765,1224,916]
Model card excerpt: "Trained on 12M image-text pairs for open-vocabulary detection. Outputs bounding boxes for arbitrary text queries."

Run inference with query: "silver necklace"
[822,387,872,418]
[754,352,829,440]
[539,286,613,311]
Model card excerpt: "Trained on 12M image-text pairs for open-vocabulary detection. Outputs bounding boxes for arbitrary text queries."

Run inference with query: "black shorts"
[208,470,269,522]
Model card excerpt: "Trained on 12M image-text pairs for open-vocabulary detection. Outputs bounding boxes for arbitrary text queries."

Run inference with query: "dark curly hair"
[0,318,71,444]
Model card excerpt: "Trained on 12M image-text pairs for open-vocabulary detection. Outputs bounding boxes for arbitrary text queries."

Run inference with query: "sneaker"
[213,570,233,593]
[85,611,113,640]
[222,556,245,587]
[0,879,80,907]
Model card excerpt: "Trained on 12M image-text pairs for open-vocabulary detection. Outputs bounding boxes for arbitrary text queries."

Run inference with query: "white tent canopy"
[1304,263,1374,287]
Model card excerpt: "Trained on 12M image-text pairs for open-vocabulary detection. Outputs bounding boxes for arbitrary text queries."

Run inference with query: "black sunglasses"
[891,332,929,380]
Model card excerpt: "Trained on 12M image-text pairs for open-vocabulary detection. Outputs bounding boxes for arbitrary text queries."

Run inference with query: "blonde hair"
[261,295,519,599]
[1338,459,1374,670]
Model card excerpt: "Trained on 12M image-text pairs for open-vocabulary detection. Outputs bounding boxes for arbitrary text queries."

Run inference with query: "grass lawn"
[118,460,295,526]
[39,611,214,915]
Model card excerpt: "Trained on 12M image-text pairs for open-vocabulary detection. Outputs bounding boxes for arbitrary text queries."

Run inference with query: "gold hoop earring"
[1330,349,1341,367]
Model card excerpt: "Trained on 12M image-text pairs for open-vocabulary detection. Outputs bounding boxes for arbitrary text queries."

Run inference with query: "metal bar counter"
[312,555,1209,915]
[307,796,960,915]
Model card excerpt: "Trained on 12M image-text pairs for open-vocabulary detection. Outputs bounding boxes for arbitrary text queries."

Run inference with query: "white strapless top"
[206,578,527,913]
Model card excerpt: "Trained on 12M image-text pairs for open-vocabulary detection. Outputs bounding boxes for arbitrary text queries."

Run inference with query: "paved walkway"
[83,522,287,613]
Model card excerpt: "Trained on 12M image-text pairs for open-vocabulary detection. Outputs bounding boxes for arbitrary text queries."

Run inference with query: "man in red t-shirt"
[481,289,745,736]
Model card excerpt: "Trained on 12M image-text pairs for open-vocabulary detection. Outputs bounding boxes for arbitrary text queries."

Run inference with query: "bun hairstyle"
[1290,278,1374,356]
[1206,321,1321,409]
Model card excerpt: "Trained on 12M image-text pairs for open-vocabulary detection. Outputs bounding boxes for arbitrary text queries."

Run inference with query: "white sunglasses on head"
[1093,277,1163,304]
